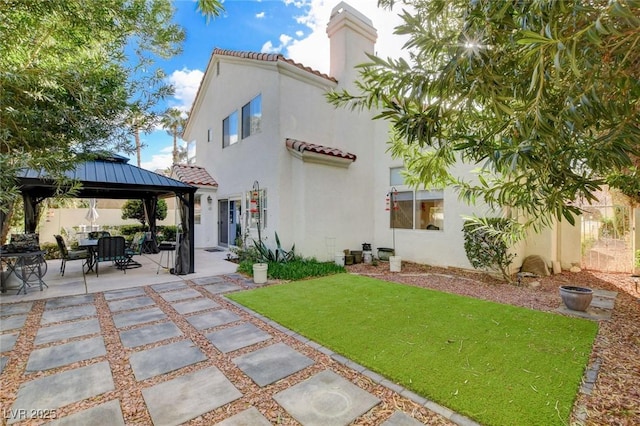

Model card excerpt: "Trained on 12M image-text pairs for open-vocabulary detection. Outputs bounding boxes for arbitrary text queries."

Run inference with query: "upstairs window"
[241,94,262,139]
[222,111,238,148]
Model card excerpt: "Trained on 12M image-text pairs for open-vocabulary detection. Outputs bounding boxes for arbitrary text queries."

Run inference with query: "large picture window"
[222,111,238,148]
[241,94,262,139]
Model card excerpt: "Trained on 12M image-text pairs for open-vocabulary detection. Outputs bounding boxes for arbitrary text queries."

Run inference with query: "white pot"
[253,263,268,284]
[335,252,345,267]
[389,256,402,272]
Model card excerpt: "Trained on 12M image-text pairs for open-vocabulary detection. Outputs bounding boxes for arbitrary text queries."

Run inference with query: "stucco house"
[182,2,581,271]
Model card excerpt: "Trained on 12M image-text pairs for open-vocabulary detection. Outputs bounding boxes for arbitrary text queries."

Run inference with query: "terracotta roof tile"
[171,164,218,187]
[213,48,337,83]
[285,138,357,161]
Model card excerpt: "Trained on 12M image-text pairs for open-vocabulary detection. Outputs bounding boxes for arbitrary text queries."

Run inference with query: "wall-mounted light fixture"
[207,195,213,203]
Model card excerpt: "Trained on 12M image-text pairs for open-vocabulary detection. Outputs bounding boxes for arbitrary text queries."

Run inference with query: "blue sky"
[137,0,408,172]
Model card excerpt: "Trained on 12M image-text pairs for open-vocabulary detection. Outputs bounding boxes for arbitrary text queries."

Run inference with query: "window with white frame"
[222,110,238,148]
[389,167,444,230]
[241,94,261,139]
[245,188,267,230]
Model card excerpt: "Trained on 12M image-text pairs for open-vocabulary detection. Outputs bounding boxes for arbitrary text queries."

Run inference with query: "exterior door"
[218,200,229,247]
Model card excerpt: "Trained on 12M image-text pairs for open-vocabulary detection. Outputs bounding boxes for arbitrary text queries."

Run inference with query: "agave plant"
[253,232,296,263]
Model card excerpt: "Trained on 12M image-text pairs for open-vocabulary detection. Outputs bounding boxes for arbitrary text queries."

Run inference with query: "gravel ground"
[347,262,640,426]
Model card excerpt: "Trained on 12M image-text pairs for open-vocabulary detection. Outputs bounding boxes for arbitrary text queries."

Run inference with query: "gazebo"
[12,154,197,274]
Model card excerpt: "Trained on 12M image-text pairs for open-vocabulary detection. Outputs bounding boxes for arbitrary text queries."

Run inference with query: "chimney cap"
[330,1,374,27]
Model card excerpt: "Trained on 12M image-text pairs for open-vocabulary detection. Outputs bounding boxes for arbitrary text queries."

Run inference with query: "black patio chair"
[122,232,145,270]
[95,236,128,276]
[54,235,89,277]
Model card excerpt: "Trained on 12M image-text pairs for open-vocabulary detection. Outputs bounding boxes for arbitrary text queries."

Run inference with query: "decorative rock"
[529,281,541,289]
[520,255,550,277]
[570,266,582,273]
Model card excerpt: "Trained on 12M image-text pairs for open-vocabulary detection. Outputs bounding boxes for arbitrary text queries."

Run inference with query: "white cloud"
[260,34,294,55]
[256,11,265,19]
[166,68,204,112]
[140,145,173,172]
[285,0,410,75]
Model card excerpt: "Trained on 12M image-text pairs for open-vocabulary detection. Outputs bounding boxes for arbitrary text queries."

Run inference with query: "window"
[389,167,444,230]
[222,111,238,148]
[241,94,262,139]
[415,190,444,230]
[246,188,267,230]
[194,195,201,224]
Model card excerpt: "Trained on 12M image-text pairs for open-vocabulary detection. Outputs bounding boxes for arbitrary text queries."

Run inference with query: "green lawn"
[228,274,598,426]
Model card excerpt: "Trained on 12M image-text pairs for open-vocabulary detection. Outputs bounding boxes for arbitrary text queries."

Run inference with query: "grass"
[228,274,598,426]
[237,258,345,281]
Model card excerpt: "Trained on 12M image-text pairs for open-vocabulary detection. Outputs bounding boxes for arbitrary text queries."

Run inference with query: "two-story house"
[183,2,582,271]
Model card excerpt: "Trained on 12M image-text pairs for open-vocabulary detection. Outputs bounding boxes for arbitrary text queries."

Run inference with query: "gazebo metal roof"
[18,154,194,199]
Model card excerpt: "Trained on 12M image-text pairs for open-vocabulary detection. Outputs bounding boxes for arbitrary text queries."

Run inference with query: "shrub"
[41,242,60,260]
[238,258,345,281]
[119,224,147,236]
[157,225,177,242]
[463,218,517,283]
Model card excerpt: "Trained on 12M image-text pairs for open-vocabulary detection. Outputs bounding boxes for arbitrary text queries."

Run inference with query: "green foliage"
[229,275,598,426]
[635,250,640,268]
[598,206,630,239]
[463,218,517,283]
[40,242,60,260]
[231,245,261,263]
[119,224,147,236]
[329,0,640,234]
[157,225,177,242]
[253,232,296,263]
[237,258,346,281]
[121,199,167,226]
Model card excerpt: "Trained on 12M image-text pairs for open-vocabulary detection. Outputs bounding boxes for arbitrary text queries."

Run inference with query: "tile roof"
[213,48,337,83]
[285,138,357,161]
[171,164,218,187]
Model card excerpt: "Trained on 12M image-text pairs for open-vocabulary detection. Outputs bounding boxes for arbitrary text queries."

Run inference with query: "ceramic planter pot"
[559,285,593,311]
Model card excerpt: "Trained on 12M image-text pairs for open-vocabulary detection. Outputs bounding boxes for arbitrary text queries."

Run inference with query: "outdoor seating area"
[0,247,238,301]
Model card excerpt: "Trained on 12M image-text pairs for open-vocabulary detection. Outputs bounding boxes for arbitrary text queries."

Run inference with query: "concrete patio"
[0,248,239,303]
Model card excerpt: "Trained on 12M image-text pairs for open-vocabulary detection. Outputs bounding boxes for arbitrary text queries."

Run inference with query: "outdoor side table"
[0,250,48,294]
[157,242,176,274]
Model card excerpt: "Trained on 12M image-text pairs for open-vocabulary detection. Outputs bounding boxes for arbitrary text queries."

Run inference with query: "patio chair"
[122,232,145,270]
[54,235,89,277]
[95,236,128,276]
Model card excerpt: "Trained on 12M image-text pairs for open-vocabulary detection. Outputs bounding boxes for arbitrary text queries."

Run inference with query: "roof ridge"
[212,48,337,83]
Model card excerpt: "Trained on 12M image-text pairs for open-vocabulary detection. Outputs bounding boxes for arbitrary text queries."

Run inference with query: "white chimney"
[326,2,378,89]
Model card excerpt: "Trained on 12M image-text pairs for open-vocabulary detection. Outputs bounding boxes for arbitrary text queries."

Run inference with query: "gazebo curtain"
[143,196,160,253]
[175,192,194,275]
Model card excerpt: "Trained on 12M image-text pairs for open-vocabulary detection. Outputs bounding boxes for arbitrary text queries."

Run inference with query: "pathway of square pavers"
[0,274,472,426]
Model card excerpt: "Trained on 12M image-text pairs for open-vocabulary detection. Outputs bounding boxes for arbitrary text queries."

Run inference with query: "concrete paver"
[112,307,166,328]
[150,281,188,292]
[274,370,380,426]
[206,322,271,353]
[159,288,201,302]
[0,314,27,332]
[203,282,243,294]
[48,399,125,426]
[103,288,147,300]
[26,336,106,372]
[9,362,114,424]
[171,297,220,314]
[41,305,96,325]
[0,332,18,352]
[45,294,94,310]
[0,302,32,316]
[0,356,7,373]
[233,342,314,387]
[215,407,271,425]
[142,366,242,426]
[108,296,156,312]
[35,318,100,345]
[119,321,182,348]
[129,339,207,381]
[191,276,226,285]
[186,309,241,330]
[382,411,427,425]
